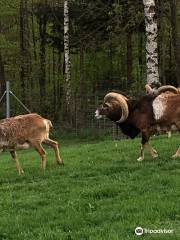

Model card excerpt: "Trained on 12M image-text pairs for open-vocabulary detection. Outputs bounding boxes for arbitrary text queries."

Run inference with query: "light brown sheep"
[0,113,63,175]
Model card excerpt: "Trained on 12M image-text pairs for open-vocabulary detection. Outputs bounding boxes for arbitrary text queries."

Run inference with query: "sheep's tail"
[43,119,53,139]
[44,119,53,132]
[47,120,53,128]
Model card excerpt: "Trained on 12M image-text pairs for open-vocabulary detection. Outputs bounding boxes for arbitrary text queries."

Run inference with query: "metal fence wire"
[0,83,127,139]
[55,93,128,139]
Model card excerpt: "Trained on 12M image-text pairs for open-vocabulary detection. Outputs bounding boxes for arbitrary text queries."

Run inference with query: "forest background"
[0,0,180,132]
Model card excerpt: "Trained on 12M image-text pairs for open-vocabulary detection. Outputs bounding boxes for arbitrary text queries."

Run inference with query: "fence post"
[6,81,10,118]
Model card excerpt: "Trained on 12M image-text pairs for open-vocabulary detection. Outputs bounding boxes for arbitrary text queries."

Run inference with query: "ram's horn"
[104,92,129,123]
[157,85,178,94]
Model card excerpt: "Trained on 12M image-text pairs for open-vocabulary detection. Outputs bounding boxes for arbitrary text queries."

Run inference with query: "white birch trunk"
[143,0,159,85]
[64,0,71,108]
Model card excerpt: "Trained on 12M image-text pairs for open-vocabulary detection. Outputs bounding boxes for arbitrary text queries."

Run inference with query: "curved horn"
[157,85,178,94]
[104,92,129,123]
[145,84,153,94]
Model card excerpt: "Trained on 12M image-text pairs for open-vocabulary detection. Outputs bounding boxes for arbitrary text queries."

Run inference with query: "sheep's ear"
[104,102,112,108]
[145,84,153,94]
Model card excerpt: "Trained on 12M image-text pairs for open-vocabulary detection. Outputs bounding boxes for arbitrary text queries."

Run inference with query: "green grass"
[0,134,179,240]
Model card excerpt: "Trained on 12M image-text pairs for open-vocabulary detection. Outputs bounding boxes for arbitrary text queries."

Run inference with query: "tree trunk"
[170,0,180,86]
[39,14,47,101]
[0,50,5,95]
[0,19,6,96]
[79,44,85,95]
[57,48,63,112]
[52,47,57,119]
[157,0,165,84]
[138,33,143,82]
[31,0,37,63]
[126,32,133,87]
[64,0,72,125]
[168,28,173,84]
[143,0,160,86]
[19,0,31,105]
[108,37,113,89]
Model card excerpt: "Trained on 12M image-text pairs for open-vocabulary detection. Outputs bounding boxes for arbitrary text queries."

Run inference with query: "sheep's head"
[95,92,129,123]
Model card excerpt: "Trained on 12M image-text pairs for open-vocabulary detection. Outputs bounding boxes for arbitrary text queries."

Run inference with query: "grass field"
[0,134,179,240]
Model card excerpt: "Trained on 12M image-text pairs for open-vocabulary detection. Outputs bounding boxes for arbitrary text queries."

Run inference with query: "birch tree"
[143,0,160,86]
[170,0,180,85]
[64,0,72,115]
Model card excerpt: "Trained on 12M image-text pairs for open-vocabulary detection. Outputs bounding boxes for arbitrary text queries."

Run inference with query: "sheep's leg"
[172,146,180,158]
[137,131,148,161]
[43,139,64,165]
[137,142,158,161]
[10,150,24,175]
[146,143,158,158]
[137,143,146,161]
[137,131,155,161]
[167,131,171,138]
[172,122,180,158]
[31,142,46,169]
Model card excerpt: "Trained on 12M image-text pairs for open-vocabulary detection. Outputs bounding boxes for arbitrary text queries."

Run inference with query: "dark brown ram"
[95,90,180,161]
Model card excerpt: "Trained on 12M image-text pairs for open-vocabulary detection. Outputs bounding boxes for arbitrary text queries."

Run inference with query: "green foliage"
[0,0,179,125]
[0,134,179,239]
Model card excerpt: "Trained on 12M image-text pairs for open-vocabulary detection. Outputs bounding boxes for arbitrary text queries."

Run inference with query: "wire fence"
[0,87,173,140]
[0,88,127,139]
[54,93,128,139]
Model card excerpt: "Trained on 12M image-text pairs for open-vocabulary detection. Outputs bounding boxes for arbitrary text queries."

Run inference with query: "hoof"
[153,149,157,154]
[57,160,64,166]
[172,154,180,159]
[19,169,24,175]
[152,154,158,158]
[137,157,144,161]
